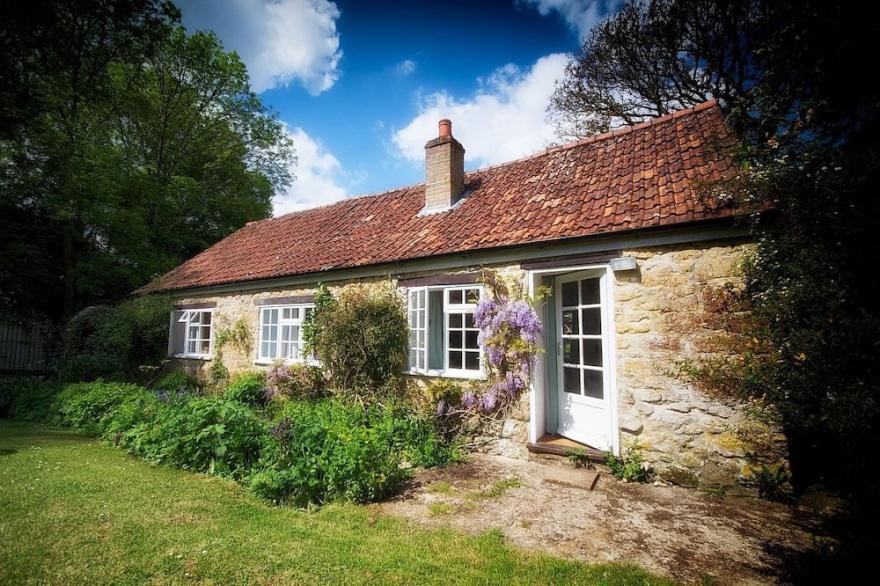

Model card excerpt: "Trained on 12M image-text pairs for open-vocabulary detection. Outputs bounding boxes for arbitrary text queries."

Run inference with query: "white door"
[556,270,614,450]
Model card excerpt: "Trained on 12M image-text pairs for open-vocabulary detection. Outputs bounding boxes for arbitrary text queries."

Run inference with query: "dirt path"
[374,455,820,584]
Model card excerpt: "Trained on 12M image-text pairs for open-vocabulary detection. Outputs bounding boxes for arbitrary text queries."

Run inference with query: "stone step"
[541,465,601,491]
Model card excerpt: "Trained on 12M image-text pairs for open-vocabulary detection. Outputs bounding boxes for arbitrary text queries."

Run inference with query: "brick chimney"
[423,119,465,212]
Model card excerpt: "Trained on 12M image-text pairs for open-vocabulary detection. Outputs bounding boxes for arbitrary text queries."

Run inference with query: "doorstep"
[526,434,606,462]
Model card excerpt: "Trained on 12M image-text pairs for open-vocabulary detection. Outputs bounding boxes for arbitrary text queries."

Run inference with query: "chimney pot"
[438,119,452,138]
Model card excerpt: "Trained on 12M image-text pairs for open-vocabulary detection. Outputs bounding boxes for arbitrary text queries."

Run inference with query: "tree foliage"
[551,0,880,568]
[0,1,294,321]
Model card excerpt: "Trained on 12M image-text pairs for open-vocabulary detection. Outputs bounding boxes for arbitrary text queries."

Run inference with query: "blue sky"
[175,0,621,215]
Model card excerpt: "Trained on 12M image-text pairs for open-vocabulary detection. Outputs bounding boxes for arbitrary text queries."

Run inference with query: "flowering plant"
[436,271,547,418]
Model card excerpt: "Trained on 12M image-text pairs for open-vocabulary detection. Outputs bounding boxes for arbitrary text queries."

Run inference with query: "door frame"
[526,264,620,455]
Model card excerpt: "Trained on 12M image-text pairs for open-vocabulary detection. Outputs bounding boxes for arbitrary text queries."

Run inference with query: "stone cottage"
[139,100,762,487]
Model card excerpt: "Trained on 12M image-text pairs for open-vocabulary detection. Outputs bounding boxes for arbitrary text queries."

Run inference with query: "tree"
[548,0,759,139]
[0,1,294,321]
[551,1,880,573]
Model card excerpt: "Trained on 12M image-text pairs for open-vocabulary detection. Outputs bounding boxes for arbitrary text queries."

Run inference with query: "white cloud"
[394,59,417,77]
[391,53,569,167]
[273,127,348,216]
[519,0,621,39]
[178,0,342,94]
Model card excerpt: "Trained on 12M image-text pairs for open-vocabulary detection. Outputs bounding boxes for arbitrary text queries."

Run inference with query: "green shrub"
[152,369,199,395]
[248,401,403,506]
[127,398,267,479]
[55,381,151,434]
[224,372,267,406]
[305,283,408,394]
[58,295,171,382]
[605,447,653,483]
[265,363,326,402]
[0,376,61,421]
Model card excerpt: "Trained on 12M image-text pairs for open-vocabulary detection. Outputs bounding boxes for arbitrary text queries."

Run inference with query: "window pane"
[465,352,480,370]
[266,341,276,357]
[465,288,480,304]
[582,308,602,335]
[449,313,462,328]
[282,308,291,320]
[464,313,475,328]
[562,338,580,364]
[201,325,211,340]
[581,278,600,305]
[449,351,463,369]
[202,312,211,325]
[449,290,463,304]
[261,341,270,358]
[409,311,417,327]
[187,340,196,354]
[449,330,462,349]
[418,350,425,370]
[561,281,578,307]
[562,310,579,335]
[417,330,425,347]
[583,339,602,366]
[409,349,416,369]
[199,339,210,354]
[563,367,581,394]
[584,369,604,399]
[465,331,478,349]
[418,310,425,328]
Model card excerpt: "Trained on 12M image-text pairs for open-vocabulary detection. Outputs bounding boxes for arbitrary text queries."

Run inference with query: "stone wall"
[614,240,781,489]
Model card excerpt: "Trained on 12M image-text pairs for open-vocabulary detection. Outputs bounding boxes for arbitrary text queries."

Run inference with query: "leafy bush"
[58,295,171,382]
[605,448,652,483]
[126,398,267,479]
[55,381,151,434]
[0,376,60,421]
[249,400,406,505]
[224,372,267,406]
[305,283,408,394]
[152,369,199,396]
[265,363,326,402]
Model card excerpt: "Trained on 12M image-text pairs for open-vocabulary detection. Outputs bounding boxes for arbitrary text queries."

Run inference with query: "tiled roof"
[139,100,736,294]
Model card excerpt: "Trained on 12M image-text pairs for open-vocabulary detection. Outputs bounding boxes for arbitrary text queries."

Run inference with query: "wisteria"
[446,271,545,416]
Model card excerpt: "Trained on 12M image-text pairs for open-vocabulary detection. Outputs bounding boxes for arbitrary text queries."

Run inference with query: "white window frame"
[405,284,485,380]
[177,309,214,359]
[255,304,316,365]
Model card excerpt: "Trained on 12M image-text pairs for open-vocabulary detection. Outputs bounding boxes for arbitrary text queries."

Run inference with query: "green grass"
[0,422,673,585]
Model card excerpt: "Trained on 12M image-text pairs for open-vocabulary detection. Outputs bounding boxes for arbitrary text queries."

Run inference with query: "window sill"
[254,358,321,367]
[404,369,487,381]
[172,354,212,361]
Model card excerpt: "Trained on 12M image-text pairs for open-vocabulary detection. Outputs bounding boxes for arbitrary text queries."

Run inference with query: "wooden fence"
[0,320,50,373]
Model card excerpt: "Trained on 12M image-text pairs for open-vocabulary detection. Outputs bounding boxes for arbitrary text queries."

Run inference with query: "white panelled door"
[556,270,614,450]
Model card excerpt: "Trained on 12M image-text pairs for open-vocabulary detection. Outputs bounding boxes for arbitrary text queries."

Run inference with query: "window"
[177,310,213,358]
[257,305,314,363]
[407,285,483,378]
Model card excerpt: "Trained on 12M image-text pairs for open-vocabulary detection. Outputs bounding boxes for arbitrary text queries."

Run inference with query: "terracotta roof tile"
[139,100,736,294]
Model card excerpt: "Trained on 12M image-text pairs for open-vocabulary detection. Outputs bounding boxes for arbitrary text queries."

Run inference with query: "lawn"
[0,421,670,585]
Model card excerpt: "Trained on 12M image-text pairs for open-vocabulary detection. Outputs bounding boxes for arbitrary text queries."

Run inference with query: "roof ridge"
[256,99,720,226]
[467,99,720,175]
